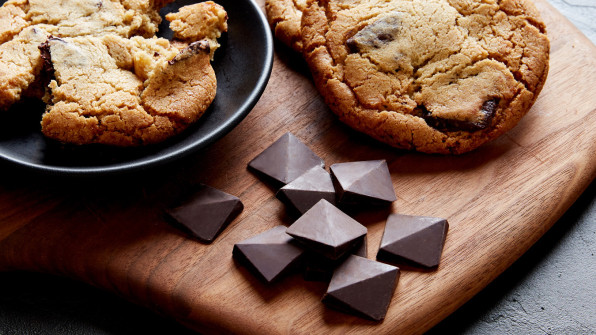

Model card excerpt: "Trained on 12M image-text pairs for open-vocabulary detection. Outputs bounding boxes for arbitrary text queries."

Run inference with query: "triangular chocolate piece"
[286,199,367,260]
[330,160,396,206]
[377,213,449,268]
[166,184,243,243]
[303,236,367,282]
[233,226,305,283]
[248,132,324,185]
[276,166,336,215]
[322,255,400,321]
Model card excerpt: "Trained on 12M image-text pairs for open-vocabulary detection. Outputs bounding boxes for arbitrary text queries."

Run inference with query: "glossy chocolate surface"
[276,166,336,215]
[248,132,325,185]
[286,200,367,260]
[166,184,243,243]
[233,226,305,283]
[322,255,400,321]
[303,236,367,282]
[377,213,449,268]
[330,160,396,206]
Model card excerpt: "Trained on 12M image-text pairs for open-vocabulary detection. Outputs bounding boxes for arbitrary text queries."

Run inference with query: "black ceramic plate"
[0,0,273,175]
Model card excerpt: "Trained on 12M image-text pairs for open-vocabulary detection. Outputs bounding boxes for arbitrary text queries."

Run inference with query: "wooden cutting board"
[0,0,595,333]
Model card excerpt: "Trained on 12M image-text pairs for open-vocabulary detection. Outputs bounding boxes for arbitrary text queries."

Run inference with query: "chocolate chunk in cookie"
[419,99,499,132]
[346,13,402,53]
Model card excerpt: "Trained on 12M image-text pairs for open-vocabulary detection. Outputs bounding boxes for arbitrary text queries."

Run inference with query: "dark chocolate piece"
[38,37,60,86]
[286,199,367,260]
[330,160,396,206]
[169,40,210,65]
[303,236,367,282]
[233,226,305,283]
[248,132,325,185]
[322,255,400,321]
[166,184,243,243]
[419,99,499,132]
[346,14,402,53]
[276,166,336,215]
[377,213,449,268]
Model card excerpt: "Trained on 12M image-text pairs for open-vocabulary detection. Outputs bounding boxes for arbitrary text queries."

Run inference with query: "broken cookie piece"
[0,1,228,146]
[166,1,228,59]
[0,0,170,112]
[40,32,217,146]
[0,26,49,109]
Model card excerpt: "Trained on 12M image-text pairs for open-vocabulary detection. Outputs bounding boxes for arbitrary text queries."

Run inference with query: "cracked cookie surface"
[265,0,307,51]
[1,0,228,146]
[40,2,227,146]
[274,0,549,154]
[0,0,169,110]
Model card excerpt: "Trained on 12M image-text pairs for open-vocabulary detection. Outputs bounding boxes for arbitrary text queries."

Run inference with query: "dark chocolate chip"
[286,199,367,260]
[168,40,210,65]
[322,255,400,321]
[233,226,305,283]
[248,132,325,186]
[276,166,336,215]
[420,99,499,132]
[330,160,396,206]
[37,37,65,87]
[38,40,54,76]
[377,213,449,268]
[346,14,401,53]
[165,184,243,243]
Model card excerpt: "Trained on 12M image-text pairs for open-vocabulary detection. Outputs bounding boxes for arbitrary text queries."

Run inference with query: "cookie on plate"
[0,0,169,110]
[40,2,227,146]
[271,0,550,154]
[0,0,228,146]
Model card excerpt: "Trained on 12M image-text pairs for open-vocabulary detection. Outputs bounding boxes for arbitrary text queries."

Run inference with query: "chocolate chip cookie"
[1,0,228,146]
[0,0,167,110]
[265,0,307,52]
[270,0,550,154]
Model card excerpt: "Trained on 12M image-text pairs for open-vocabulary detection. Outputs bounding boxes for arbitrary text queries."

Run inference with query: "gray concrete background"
[429,1,596,333]
[0,1,595,334]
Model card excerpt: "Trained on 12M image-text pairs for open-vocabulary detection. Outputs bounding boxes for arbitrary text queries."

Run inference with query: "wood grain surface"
[1,0,595,334]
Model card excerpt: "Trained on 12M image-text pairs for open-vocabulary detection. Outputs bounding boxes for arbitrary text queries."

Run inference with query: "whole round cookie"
[300,0,549,154]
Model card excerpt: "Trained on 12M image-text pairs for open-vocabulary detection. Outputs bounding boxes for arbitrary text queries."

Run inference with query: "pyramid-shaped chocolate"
[377,213,449,268]
[303,235,367,282]
[276,166,336,215]
[286,199,367,260]
[322,255,400,321]
[233,226,305,283]
[248,132,325,185]
[330,160,396,206]
[166,184,243,243]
